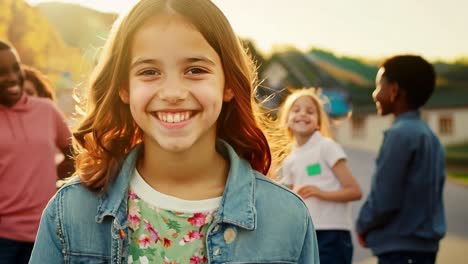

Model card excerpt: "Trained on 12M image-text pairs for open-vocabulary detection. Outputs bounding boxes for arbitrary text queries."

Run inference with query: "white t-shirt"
[280,131,352,230]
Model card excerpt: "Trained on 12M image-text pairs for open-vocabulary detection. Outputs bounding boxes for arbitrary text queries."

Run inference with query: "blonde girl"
[272,88,362,264]
[30,1,319,263]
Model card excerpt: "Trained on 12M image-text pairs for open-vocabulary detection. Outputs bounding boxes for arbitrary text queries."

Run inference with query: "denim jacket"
[30,141,319,263]
[356,111,446,255]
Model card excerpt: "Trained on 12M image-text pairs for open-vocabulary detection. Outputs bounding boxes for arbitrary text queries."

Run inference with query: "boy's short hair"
[0,40,12,50]
[381,55,435,109]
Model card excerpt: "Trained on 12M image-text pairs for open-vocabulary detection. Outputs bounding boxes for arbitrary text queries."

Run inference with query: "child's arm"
[29,197,64,263]
[295,159,362,202]
[356,129,411,236]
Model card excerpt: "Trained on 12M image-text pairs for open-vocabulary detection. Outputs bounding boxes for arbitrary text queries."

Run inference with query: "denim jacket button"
[224,227,236,244]
[214,247,221,256]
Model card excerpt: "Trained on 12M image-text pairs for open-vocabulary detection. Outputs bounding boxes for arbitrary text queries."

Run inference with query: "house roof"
[261,50,468,116]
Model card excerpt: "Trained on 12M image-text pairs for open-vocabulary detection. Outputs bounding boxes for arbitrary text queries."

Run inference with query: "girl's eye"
[186,67,208,75]
[140,69,158,76]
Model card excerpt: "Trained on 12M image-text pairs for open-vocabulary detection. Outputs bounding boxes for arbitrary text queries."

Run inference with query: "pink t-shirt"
[0,94,71,242]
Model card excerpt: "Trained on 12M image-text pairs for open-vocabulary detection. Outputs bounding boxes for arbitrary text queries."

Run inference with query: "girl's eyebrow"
[130,58,159,70]
[130,56,217,70]
[184,56,216,66]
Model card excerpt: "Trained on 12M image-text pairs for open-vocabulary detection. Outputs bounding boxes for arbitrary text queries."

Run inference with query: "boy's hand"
[356,232,368,248]
[295,185,322,199]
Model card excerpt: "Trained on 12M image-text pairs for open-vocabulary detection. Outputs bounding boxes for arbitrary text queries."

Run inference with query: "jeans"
[0,237,34,264]
[316,230,353,264]
[378,251,437,264]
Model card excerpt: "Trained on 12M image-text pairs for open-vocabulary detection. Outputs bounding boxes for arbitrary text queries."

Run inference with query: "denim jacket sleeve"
[299,213,320,264]
[29,196,64,263]
[356,128,412,235]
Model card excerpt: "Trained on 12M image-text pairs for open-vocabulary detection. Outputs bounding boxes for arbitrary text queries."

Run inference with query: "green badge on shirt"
[306,163,321,176]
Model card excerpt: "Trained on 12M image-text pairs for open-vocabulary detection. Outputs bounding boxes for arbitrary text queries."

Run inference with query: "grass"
[447,171,468,186]
[445,143,468,185]
[446,143,468,166]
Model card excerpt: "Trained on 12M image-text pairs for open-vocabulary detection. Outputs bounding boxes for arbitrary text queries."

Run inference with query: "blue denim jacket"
[356,111,446,255]
[30,141,319,263]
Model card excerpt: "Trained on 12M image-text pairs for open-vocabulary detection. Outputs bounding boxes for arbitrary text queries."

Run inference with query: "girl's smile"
[152,110,197,129]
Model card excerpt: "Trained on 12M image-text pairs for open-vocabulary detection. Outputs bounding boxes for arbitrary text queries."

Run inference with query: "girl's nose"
[156,76,188,104]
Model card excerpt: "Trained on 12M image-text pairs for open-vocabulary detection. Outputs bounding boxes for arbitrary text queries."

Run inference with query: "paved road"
[345,147,468,264]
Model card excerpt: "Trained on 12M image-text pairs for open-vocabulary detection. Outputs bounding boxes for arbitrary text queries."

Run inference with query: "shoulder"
[320,136,342,149]
[387,117,429,141]
[253,172,310,222]
[52,177,101,222]
[282,152,296,165]
[29,96,55,109]
[319,137,346,157]
[28,97,63,116]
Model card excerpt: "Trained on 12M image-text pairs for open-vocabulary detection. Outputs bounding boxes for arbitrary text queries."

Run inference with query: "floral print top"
[127,170,221,264]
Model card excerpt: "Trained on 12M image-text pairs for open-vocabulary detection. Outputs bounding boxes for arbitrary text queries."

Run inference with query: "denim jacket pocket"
[68,253,111,264]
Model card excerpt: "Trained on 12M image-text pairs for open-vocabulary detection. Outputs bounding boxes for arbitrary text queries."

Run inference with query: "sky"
[26,0,468,61]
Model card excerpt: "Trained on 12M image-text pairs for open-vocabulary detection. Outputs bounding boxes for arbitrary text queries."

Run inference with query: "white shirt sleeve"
[322,139,347,168]
[279,156,294,185]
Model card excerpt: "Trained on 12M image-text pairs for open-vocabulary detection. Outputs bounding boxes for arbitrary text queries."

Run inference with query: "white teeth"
[157,111,192,123]
[174,113,180,122]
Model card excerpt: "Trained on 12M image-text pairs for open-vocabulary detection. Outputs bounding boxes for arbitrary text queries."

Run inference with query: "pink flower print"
[143,220,159,243]
[128,213,140,231]
[188,230,203,240]
[179,230,204,245]
[189,255,208,264]
[128,203,140,216]
[163,238,172,248]
[128,190,137,200]
[188,213,206,227]
[136,234,151,249]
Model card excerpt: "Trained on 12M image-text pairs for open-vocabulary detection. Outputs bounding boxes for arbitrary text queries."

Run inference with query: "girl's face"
[287,96,320,137]
[23,80,38,97]
[0,49,23,107]
[122,14,232,153]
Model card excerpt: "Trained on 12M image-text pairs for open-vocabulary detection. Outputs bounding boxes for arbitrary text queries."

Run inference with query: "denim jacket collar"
[94,140,256,230]
[394,110,420,123]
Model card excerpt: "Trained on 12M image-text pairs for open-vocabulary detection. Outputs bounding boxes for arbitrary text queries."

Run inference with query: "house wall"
[334,107,468,153]
[333,114,392,153]
[426,108,468,145]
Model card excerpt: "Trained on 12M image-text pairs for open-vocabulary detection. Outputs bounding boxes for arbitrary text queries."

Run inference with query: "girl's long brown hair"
[73,0,271,191]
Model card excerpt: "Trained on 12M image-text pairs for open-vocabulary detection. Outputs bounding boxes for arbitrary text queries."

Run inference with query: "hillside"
[0,0,92,89]
[36,2,117,57]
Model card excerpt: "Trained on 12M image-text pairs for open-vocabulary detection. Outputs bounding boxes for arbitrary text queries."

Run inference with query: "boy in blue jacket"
[356,55,446,264]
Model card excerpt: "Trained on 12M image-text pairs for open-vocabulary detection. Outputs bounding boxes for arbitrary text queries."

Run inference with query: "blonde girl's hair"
[264,88,332,178]
[73,0,271,191]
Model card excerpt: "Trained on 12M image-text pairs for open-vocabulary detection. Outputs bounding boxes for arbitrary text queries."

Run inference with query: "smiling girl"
[272,88,362,264]
[29,0,319,263]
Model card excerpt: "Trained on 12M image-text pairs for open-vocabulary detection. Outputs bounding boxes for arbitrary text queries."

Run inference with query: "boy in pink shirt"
[0,40,74,263]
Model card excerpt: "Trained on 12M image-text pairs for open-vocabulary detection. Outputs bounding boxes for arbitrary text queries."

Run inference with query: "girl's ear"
[119,88,130,104]
[223,88,234,102]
